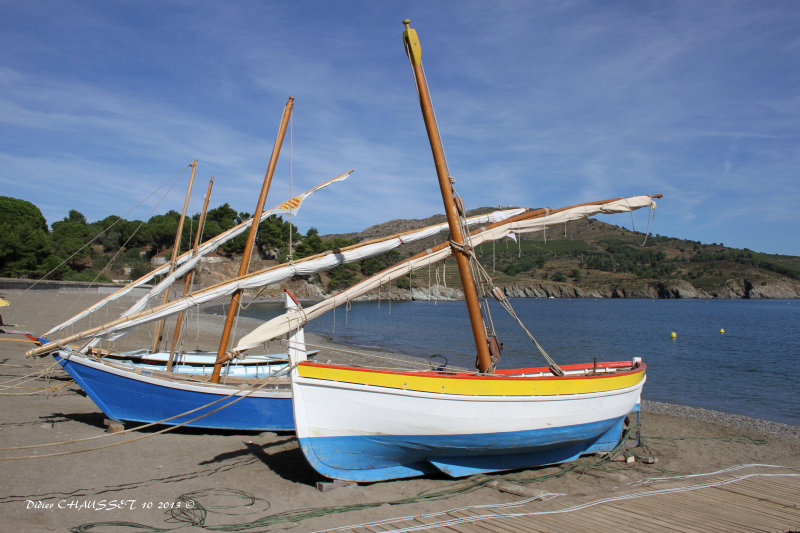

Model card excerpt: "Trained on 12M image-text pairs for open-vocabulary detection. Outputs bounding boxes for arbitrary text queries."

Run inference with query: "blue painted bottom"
[53,352,294,431]
[299,408,639,481]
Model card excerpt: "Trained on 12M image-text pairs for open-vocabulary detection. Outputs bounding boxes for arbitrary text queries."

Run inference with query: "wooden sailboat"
[27,99,302,430]
[278,20,652,481]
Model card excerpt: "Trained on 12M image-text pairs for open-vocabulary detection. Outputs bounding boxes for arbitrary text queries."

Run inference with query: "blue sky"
[1,1,798,255]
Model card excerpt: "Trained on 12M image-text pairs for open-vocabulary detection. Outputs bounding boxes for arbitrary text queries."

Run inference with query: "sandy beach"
[0,288,798,532]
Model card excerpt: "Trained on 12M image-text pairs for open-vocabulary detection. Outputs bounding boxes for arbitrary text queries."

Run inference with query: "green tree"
[204,204,247,255]
[0,197,54,277]
[142,210,182,255]
[294,228,326,258]
[326,265,359,292]
[360,250,402,277]
[50,209,91,271]
[256,215,301,259]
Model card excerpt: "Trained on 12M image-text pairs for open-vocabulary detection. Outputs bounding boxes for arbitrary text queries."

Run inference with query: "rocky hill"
[196,208,800,300]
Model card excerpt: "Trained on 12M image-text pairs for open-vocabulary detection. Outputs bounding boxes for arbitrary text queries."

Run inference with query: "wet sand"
[0,288,798,532]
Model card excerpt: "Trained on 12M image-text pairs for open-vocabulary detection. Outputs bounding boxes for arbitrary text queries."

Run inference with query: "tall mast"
[166,175,214,371]
[402,20,493,372]
[210,96,295,383]
[151,159,197,353]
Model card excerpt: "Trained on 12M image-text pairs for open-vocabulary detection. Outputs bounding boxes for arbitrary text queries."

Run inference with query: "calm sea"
[241,299,799,426]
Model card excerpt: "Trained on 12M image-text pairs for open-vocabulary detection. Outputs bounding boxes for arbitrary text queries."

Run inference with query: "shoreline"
[7,286,797,432]
[642,400,799,440]
[3,276,800,300]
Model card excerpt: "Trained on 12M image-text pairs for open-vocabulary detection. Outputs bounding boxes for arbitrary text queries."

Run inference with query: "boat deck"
[336,467,800,532]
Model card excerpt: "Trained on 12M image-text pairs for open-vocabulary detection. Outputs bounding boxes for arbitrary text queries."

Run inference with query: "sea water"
[241,299,800,426]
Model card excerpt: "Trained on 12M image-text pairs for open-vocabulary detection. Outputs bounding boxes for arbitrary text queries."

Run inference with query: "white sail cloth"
[44,171,354,336]
[28,208,523,356]
[234,195,657,352]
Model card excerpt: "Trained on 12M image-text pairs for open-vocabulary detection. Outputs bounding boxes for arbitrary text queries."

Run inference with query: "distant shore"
[3,276,800,301]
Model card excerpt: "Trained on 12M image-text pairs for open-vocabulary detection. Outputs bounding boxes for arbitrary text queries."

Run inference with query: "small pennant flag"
[276,195,306,215]
[270,170,353,217]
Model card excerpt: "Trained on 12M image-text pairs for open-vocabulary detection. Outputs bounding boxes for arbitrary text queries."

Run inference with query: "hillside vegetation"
[323,209,800,299]
[2,196,798,299]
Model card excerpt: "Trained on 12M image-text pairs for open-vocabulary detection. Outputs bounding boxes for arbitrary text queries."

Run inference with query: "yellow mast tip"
[402,20,422,65]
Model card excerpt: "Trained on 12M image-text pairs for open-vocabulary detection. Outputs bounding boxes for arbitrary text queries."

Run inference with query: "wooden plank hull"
[52,349,293,431]
[291,361,645,481]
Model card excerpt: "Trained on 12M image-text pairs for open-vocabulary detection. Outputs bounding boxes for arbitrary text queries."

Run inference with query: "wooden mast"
[151,159,197,354]
[402,20,493,373]
[166,175,214,371]
[210,96,294,383]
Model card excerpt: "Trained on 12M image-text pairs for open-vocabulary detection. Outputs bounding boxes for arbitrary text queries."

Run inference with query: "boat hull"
[53,350,293,431]
[291,361,645,481]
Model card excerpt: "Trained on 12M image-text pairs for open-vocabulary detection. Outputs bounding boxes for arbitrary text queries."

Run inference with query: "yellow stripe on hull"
[297,363,646,396]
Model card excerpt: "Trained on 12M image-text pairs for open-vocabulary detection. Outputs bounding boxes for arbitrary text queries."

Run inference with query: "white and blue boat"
[49,348,294,431]
[235,20,656,481]
[288,360,645,481]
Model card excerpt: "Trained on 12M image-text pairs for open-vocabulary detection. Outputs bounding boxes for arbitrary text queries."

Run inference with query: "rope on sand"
[0,361,63,392]
[0,381,72,396]
[74,425,646,532]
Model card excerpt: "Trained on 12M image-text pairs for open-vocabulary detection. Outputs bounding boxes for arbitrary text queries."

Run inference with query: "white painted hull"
[291,362,646,481]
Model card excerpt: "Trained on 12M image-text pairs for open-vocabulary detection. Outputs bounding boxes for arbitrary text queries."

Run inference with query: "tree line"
[0,196,356,284]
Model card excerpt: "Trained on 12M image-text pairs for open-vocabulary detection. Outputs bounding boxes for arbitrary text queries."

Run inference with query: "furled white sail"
[233,195,658,352]
[44,170,354,336]
[28,208,524,356]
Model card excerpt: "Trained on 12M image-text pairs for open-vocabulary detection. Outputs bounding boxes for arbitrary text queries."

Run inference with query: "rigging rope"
[470,254,564,376]
[639,201,657,246]
[287,112,294,263]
